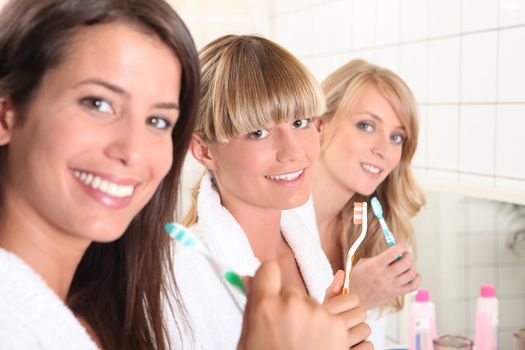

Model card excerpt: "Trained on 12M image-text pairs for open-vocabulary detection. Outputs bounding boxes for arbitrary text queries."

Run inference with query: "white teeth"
[73,171,135,198]
[361,163,381,174]
[265,169,304,181]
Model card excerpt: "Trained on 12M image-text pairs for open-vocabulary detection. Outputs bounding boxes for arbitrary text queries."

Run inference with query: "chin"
[277,194,310,210]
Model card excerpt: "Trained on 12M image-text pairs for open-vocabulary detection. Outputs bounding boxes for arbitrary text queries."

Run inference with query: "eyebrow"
[75,79,180,110]
[354,111,406,131]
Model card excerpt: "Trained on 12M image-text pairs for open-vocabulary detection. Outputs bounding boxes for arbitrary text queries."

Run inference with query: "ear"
[0,96,16,146]
[314,117,326,141]
[188,134,218,170]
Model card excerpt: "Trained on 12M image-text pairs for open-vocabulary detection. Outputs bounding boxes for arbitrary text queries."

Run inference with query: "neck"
[221,195,285,261]
[0,193,89,301]
[312,155,356,271]
[313,155,355,233]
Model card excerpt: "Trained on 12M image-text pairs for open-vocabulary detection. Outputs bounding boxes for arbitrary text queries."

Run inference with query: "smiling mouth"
[265,168,304,181]
[73,170,135,198]
[361,163,382,175]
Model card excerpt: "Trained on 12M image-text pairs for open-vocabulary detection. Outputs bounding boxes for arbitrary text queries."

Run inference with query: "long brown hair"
[183,35,325,226]
[0,0,200,349]
[321,59,425,312]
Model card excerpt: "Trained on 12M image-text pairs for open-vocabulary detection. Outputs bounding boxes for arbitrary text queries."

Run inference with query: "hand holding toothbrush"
[345,244,421,310]
[238,262,367,350]
[323,270,373,350]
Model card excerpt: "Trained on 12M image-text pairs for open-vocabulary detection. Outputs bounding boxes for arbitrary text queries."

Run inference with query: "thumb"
[324,270,345,302]
[250,261,282,303]
[239,262,282,350]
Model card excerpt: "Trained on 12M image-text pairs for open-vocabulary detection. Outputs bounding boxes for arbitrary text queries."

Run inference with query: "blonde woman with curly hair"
[294,59,425,349]
[173,35,372,349]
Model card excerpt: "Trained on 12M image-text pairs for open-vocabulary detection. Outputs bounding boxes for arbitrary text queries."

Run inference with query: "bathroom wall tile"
[400,0,428,42]
[428,0,461,37]
[461,32,498,102]
[428,38,460,103]
[457,235,469,267]
[438,300,468,335]
[413,105,427,168]
[462,0,499,32]
[302,55,334,83]
[375,0,399,46]
[500,0,525,27]
[427,105,459,171]
[495,178,525,193]
[399,42,428,104]
[499,297,525,328]
[427,169,459,183]
[272,15,297,54]
[413,167,428,179]
[459,105,496,175]
[273,0,296,14]
[312,3,334,54]
[461,197,498,234]
[351,0,376,49]
[332,0,353,52]
[459,173,495,188]
[467,235,497,265]
[467,266,497,298]
[498,27,525,102]
[371,46,399,73]
[292,8,314,56]
[498,265,525,297]
[496,105,525,179]
[497,229,525,264]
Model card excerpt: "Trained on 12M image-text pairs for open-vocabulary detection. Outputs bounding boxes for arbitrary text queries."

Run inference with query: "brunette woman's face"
[320,85,405,196]
[208,118,319,211]
[1,22,182,243]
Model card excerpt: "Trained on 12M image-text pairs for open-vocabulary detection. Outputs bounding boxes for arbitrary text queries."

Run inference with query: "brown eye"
[147,116,172,130]
[248,129,270,139]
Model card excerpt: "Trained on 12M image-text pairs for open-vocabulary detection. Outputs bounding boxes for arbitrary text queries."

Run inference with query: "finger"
[401,273,422,294]
[346,322,371,347]
[387,252,413,277]
[324,270,345,302]
[380,244,405,266]
[339,306,366,329]
[351,340,374,350]
[393,266,418,287]
[324,293,359,315]
[250,261,282,303]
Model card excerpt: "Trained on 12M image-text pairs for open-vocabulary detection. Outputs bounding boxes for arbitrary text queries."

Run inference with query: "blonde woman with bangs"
[294,59,425,349]
[172,35,372,349]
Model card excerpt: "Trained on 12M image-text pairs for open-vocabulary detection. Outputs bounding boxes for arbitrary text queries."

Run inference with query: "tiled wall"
[412,191,525,350]
[269,0,525,203]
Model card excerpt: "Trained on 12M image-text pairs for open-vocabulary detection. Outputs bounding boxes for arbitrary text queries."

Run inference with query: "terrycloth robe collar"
[193,173,333,303]
[0,248,99,349]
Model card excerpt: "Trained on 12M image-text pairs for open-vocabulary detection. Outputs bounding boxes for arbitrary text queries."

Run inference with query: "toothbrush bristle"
[371,197,383,218]
[353,202,363,224]
[164,223,197,248]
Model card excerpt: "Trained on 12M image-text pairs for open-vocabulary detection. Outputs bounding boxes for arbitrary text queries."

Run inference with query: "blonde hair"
[321,59,425,312]
[184,35,325,225]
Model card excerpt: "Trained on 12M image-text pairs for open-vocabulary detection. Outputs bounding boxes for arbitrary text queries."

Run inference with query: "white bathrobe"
[0,248,99,350]
[170,173,334,349]
[292,196,388,350]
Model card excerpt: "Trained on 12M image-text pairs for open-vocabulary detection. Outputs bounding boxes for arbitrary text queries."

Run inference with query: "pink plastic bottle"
[408,289,438,350]
[474,284,499,350]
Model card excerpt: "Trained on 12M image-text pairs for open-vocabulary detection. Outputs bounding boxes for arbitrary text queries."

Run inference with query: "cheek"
[151,141,173,180]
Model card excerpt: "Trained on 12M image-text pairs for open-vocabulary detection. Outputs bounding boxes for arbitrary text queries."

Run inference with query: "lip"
[264,168,306,187]
[72,168,140,209]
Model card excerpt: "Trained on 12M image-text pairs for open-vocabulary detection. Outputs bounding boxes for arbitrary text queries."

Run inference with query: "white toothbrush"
[342,202,367,295]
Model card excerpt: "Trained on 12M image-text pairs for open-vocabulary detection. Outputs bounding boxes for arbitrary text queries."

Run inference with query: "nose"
[371,134,390,159]
[275,129,305,162]
[104,117,147,167]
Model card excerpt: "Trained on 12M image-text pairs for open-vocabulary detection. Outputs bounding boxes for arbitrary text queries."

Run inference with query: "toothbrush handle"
[342,255,354,295]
